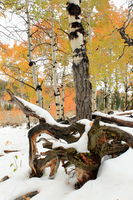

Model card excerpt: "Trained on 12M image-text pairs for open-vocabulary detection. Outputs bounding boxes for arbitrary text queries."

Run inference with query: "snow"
[0,120,133,200]
[53,119,93,152]
[16,96,69,127]
[93,111,133,122]
[53,131,89,153]
[118,110,133,115]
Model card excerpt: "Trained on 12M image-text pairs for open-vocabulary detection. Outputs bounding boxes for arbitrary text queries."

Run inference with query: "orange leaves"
[50,87,75,117]
[64,87,75,115]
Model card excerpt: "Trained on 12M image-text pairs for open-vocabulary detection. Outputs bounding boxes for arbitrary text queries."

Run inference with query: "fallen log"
[92,112,133,127]
[28,116,133,188]
[8,89,133,128]
[7,89,69,126]
[7,90,133,188]
[116,110,133,116]
[14,191,39,200]
[28,122,85,177]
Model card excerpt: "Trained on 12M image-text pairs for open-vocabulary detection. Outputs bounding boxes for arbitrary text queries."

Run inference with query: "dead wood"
[28,122,85,177]
[92,113,133,127]
[4,150,20,153]
[14,191,39,200]
[87,117,132,156]
[28,116,133,189]
[0,176,10,183]
[7,90,42,121]
[6,90,133,188]
[116,110,133,116]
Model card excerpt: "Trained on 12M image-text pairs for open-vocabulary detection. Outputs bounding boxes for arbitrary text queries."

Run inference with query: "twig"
[118,45,129,59]
[2,67,35,90]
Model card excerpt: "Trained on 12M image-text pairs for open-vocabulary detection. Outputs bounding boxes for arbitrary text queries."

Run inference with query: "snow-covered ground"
[0,124,133,200]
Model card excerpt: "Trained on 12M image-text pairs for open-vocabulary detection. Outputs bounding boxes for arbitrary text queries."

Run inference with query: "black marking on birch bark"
[73,48,89,63]
[74,48,82,54]
[36,85,42,91]
[69,32,78,39]
[66,3,81,16]
[29,61,36,66]
[69,28,85,40]
[54,92,60,97]
[56,103,60,106]
[75,16,80,20]
[82,56,89,63]
[83,39,87,44]
[71,22,83,29]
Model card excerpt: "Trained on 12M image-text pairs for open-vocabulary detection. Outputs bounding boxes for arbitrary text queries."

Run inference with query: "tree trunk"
[103,80,108,111]
[66,0,92,120]
[26,0,43,108]
[92,90,97,112]
[51,13,62,120]
[124,77,128,110]
[60,67,66,120]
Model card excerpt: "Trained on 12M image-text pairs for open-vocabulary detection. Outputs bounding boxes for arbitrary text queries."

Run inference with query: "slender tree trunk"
[104,80,108,111]
[26,0,43,108]
[92,90,97,112]
[60,67,65,120]
[103,80,111,112]
[51,13,61,120]
[131,93,133,109]
[66,0,92,120]
[108,87,112,110]
[124,77,128,110]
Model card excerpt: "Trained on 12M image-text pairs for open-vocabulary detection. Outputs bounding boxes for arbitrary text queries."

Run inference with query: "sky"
[0,12,27,46]
[111,0,131,8]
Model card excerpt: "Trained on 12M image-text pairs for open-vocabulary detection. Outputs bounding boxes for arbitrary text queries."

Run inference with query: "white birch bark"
[66,0,92,120]
[60,67,66,120]
[51,13,61,120]
[92,90,97,112]
[67,0,85,65]
[26,0,43,108]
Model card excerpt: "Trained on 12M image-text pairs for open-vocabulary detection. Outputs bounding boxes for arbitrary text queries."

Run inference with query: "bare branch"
[2,67,35,90]
[58,27,69,36]
[31,42,51,51]
[118,45,129,59]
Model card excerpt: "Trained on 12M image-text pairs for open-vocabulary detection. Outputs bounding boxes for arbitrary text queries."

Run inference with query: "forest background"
[0,0,132,125]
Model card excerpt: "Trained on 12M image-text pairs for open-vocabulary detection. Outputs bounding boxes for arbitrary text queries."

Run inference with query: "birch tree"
[26,0,43,108]
[50,12,62,120]
[66,0,92,120]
